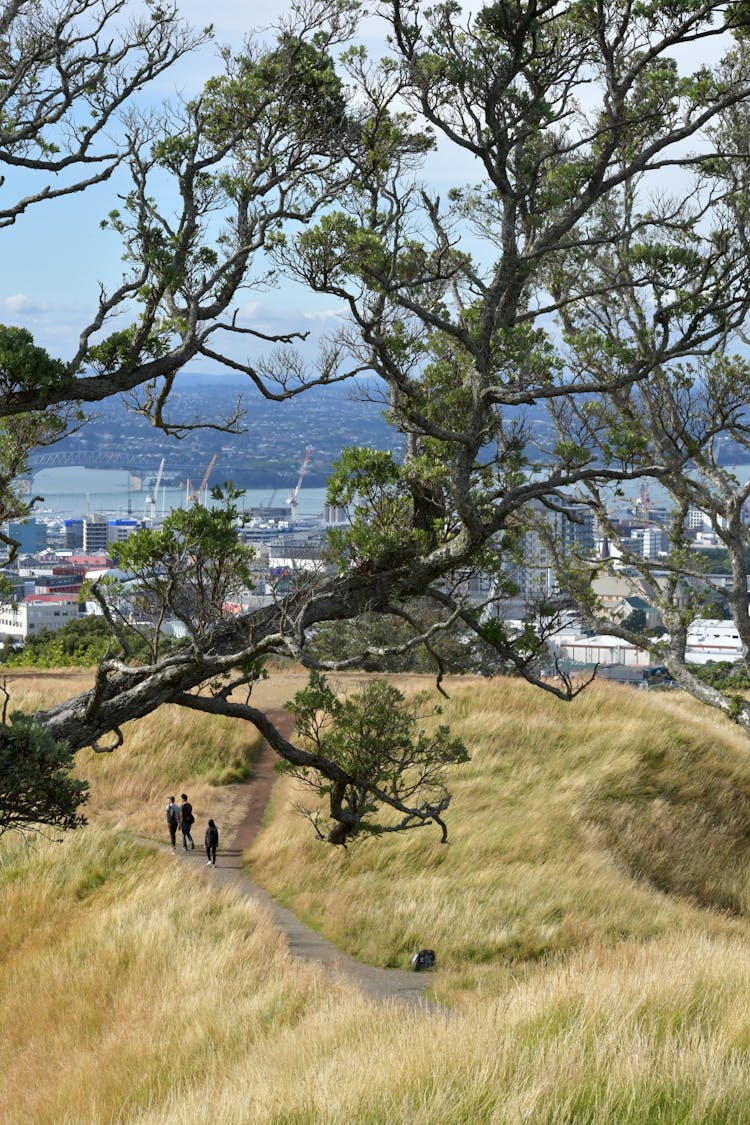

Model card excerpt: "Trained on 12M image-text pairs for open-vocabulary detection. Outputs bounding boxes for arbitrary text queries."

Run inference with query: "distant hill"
[30,371,403,489]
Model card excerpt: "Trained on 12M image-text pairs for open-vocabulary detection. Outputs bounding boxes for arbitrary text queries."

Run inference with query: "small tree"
[93,486,255,661]
[284,672,469,844]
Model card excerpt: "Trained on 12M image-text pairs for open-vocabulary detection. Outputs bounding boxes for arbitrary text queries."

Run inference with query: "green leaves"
[2,617,117,669]
[0,326,68,396]
[85,325,171,376]
[0,714,88,837]
[285,671,469,843]
[201,32,347,154]
[106,487,254,656]
[326,448,418,569]
[728,1,750,38]
[552,439,594,469]
[296,212,388,285]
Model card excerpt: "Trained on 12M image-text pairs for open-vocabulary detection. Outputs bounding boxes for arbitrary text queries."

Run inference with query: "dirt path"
[172,709,435,1009]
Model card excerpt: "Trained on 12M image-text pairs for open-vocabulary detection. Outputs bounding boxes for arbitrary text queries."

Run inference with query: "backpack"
[166,803,179,826]
[182,802,194,825]
[411,949,436,972]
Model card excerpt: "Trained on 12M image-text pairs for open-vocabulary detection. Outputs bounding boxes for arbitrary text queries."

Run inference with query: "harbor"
[27,466,330,524]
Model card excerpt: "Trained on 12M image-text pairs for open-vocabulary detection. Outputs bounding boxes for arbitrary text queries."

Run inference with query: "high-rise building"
[107,518,140,543]
[518,502,596,604]
[64,519,84,550]
[5,518,46,555]
[82,515,109,553]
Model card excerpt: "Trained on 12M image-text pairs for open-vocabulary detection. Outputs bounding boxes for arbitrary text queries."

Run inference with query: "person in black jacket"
[179,793,195,850]
[205,819,219,867]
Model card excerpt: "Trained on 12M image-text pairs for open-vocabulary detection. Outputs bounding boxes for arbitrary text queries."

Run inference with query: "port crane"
[186,453,218,505]
[632,483,668,528]
[634,483,651,525]
[143,457,165,524]
[287,446,312,521]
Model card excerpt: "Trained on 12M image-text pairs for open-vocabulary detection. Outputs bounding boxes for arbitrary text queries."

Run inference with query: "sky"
[1,1,331,365]
[0,1,735,368]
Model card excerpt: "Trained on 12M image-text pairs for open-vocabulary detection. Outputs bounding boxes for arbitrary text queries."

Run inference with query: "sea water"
[29,467,329,520]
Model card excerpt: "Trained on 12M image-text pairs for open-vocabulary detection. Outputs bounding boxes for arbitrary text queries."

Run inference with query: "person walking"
[205,819,219,867]
[165,795,180,849]
[179,793,195,850]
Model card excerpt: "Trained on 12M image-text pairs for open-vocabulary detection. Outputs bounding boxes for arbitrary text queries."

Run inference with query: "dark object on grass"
[411,949,436,972]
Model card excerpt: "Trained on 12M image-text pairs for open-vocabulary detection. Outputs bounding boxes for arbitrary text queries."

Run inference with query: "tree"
[620,608,647,635]
[0,0,205,227]
[0,0,203,550]
[95,485,255,662]
[309,604,497,675]
[0,0,374,543]
[6,0,750,841]
[0,688,88,836]
[0,1,385,421]
[2,615,115,667]
[552,357,750,733]
[284,672,468,844]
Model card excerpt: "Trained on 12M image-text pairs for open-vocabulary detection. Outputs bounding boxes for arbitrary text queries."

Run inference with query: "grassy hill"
[6,672,750,1121]
[247,676,750,1003]
[6,670,262,838]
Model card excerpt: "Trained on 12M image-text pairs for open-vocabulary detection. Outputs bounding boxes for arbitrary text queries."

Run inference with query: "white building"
[553,617,744,669]
[107,518,140,543]
[556,633,652,667]
[628,526,669,559]
[323,504,350,526]
[0,595,83,640]
[684,619,743,664]
[685,507,727,534]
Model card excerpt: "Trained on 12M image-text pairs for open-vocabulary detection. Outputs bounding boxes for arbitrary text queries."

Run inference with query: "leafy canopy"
[0,712,88,838]
[285,672,469,844]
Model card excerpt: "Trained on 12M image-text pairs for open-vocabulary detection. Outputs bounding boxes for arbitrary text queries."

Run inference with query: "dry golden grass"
[5,827,750,1123]
[128,931,750,1124]
[247,676,750,1003]
[0,826,327,1124]
[10,669,750,1121]
[5,670,262,840]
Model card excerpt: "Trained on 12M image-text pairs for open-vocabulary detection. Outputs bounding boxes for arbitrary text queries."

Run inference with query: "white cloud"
[236,298,339,334]
[303,307,345,323]
[3,293,48,316]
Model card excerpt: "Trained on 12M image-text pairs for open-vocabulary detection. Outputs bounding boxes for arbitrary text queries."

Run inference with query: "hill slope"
[247,677,750,1002]
[6,674,750,1121]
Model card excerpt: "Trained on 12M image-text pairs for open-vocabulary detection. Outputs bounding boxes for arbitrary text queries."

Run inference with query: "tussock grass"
[248,677,750,1000]
[6,672,261,839]
[7,828,750,1123]
[0,826,325,1124]
[11,670,750,1120]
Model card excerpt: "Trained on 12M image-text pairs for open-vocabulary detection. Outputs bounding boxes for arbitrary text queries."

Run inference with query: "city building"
[683,619,744,664]
[517,502,596,604]
[64,519,84,550]
[0,594,84,641]
[627,525,669,559]
[556,633,652,667]
[323,503,350,525]
[3,518,47,556]
[107,518,140,543]
[82,515,110,553]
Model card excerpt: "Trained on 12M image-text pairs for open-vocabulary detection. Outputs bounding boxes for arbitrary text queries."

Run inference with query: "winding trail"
[172,709,434,1008]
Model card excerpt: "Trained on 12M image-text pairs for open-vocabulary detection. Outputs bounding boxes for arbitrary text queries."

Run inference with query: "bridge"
[27,450,167,472]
